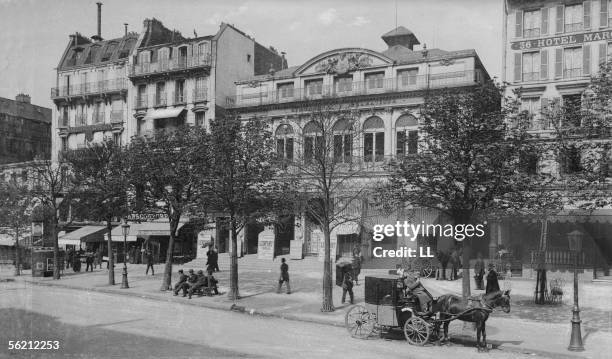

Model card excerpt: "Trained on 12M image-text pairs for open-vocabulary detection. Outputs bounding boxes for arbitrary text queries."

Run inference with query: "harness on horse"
[468,294,493,312]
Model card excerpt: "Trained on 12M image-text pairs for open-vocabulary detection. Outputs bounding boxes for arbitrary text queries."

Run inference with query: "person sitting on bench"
[188,270,208,299]
[403,271,434,316]
[178,269,198,297]
[173,269,187,296]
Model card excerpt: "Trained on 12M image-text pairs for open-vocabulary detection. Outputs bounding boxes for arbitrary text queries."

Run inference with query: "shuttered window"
[556,5,564,33]
[515,10,523,37]
[541,49,549,80]
[555,48,563,78]
[601,0,609,28]
[542,7,549,35]
[524,10,541,37]
[583,44,591,76]
[522,52,540,81]
[565,4,584,32]
[514,53,522,82]
[584,1,592,30]
[564,47,583,78]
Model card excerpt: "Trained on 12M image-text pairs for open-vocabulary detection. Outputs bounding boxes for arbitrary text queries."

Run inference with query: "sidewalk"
[1,260,610,358]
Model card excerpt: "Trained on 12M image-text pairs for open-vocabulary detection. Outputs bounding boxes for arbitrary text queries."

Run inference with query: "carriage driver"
[402,272,434,316]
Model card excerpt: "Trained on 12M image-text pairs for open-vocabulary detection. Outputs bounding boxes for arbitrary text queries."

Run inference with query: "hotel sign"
[511,30,612,50]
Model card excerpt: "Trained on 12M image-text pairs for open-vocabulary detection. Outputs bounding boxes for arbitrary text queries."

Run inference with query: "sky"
[0,0,502,110]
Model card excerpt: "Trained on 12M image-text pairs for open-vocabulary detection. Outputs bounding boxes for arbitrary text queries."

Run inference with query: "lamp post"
[121,218,130,289]
[567,229,584,352]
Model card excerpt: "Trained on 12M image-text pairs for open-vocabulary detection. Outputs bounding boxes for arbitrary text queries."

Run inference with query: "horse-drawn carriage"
[345,274,512,349]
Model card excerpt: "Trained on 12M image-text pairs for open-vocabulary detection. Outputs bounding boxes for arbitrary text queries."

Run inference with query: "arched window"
[303,121,322,162]
[333,119,353,163]
[363,116,384,162]
[396,114,418,157]
[275,124,294,161]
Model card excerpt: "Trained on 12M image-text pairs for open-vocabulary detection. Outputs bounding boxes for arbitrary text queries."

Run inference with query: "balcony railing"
[92,111,105,124]
[564,23,583,33]
[134,97,148,110]
[75,113,87,126]
[564,68,582,79]
[51,78,128,99]
[522,72,539,82]
[59,116,69,127]
[110,110,124,123]
[129,55,211,77]
[193,88,207,103]
[523,28,541,38]
[228,70,478,107]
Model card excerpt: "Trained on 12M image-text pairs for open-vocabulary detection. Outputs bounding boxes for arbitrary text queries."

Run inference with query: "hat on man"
[197,270,204,275]
[488,262,495,269]
[188,269,194,273]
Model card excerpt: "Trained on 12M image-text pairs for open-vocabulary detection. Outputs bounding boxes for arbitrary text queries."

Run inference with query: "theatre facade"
[223,26,492,265]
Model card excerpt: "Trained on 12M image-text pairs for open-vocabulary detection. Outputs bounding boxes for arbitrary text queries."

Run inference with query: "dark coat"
[474,259,485,276]
[486,269,500,294]
[280,262,289,281]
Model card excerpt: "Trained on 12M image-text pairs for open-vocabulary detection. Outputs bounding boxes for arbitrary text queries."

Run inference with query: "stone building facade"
[502,0,612,278]
[224,26,491,263]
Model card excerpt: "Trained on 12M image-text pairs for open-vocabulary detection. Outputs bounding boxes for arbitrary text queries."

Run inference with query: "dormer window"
[277,83,294,99]
[101,42,117,62]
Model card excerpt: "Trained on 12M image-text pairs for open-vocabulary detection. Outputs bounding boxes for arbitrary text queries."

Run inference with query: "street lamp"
[121,218,130,289]
[567,229,584,352]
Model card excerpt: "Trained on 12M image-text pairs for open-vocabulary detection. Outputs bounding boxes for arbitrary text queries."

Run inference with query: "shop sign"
[258,231,275,260]
[511,30,612,50]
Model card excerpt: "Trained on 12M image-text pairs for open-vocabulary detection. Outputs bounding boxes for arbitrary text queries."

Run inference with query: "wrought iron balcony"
[173,91,186,105]
[154,92,167,107]
[129,55,212,78]
[134,97,148,110]
[193,88,208,103]
[51,78,128,99]
[228,70,478,108]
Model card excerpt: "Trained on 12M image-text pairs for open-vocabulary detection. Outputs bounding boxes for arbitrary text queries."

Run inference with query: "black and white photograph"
[0,0,611,358]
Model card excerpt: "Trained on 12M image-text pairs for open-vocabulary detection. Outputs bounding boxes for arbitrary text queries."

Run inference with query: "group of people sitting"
[173,269,219,299]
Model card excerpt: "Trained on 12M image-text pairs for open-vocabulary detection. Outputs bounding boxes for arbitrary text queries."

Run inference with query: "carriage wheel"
[404,317,431,345]
[345,305,375,339]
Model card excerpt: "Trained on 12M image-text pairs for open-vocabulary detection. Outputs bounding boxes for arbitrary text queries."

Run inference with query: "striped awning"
[60,226,107,243]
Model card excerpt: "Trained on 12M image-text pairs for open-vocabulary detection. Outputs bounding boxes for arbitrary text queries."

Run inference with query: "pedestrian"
[96,248,103,269]
[173,269,187,296]
[486,262,500,294]
[206,269,219,295]
[436,250,448,280]
[341,267,354,304]
[212,246,220,272]
[145,250,154,276]
[206,244,219,273]
[85,252,94,272]
[351,244,362,285]
[450,249,459,280]
[66,248,74,269]
[474,252,485,290]
[277,258,291,294]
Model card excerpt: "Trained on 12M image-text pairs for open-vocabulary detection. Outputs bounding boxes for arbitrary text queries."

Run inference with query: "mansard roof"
[58,33,139,71]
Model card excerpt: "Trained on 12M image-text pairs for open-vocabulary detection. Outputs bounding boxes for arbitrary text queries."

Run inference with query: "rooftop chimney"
[15,94,31,104]
[91,2,103,42]
[124,23,128,37]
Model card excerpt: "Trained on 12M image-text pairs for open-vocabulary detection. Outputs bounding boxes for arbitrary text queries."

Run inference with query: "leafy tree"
[0,178,34,276]
[278,99,374,312]
[30,158,75,280]
[64,139,129,285]
[126,126,206,291]
[384,81,555,298]
[200,116,282,300]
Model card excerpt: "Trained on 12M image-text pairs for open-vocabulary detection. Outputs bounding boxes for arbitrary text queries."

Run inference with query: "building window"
[333,119,353,163]
[195,112,204,127]
[137,85,147,108]
[61,137,68,152]
[563,47,582,78]
[565,4,583,33]
[175,79,185,103]
[61,107,69,126]
[93,102,103,124]
[522,52,540,81]
[521,97,541,129]
[335,76,353,93]
[275,125,294,161]
[365,72,384,90]
[137,119,145,136]
[247,54,251,63]
[113,133,121,146]
[559,145,582,174]
[155,82,166,106]
[524,10,541,38]
[277,83,294,99]
[397,69,418,87]
[150,49,158,63]
[305,79,323,97]
[194,77,206,102]
[101,42,117,62]
[303,121,322,163]
[363,117,384,163]
[396,114,418,157]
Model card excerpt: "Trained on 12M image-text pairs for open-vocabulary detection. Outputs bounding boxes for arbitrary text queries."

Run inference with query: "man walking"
[341,268,354,304]
[145,250,154,276]
[486,262,500,294]
[206,245,219,272]
[474,252,485,290]
[85,252,94,272]
[276,258,291,294]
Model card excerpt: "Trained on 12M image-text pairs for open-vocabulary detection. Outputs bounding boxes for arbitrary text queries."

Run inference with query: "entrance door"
[338,234,359,258]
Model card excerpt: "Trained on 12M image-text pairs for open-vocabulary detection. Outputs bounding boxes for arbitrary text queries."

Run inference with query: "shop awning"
[110,221,186,241]
[548,209,612,224]
[60,226,107,243]
[144,107,185,121]
[58,238,81,247]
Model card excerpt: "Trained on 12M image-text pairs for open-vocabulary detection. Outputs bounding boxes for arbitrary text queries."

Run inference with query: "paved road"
[0,282,547,359]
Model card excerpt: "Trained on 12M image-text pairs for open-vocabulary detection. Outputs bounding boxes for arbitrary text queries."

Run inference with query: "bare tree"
[0,178,34,276]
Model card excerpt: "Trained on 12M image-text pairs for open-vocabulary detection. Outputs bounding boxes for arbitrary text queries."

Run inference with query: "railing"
[193,88,207,103]
[110,110,124,123]
[134,97,148,110]
[51,78,128,98]
[92,111,105,124]
[173,91,186,105]
[530,247,588,268]
[58,116,69,127]
[522,72,539,82]
[564,68,582,79]
[565,23,583,33]
[129,55,212,77]
[75,113,87,126]
[523,28,541,38]
[229,70,477,107]
[154,92,167,107]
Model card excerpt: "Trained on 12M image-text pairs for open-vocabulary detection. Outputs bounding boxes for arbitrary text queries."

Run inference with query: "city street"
[1,281,546,359]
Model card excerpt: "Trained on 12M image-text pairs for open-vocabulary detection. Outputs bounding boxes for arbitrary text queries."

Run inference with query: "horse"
[433,290,511,351]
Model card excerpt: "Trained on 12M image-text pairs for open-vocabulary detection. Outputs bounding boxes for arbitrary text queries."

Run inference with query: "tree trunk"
[107,221,115,285]
[535,219,548,304]
[161,218,178,291]
[321,224,334,312]
[52,214,60,280]
[461,239,471,299]
[14,227,20,276]
[228,217,240,300]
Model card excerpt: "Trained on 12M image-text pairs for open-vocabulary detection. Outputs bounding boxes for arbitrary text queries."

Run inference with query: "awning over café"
[110,221,186,241]
[143,107,185,121]
[60,225,107,243]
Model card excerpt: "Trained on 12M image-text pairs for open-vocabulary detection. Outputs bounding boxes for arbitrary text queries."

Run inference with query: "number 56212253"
[8,340,59,350]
